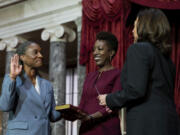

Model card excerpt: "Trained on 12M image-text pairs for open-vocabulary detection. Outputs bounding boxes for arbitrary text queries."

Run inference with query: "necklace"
[94,71,103,95]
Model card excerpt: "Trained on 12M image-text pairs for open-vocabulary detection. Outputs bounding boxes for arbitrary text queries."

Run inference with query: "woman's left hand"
[98,94,107,106]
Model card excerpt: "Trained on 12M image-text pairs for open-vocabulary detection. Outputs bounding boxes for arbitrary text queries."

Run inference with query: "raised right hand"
[10,54,22,80]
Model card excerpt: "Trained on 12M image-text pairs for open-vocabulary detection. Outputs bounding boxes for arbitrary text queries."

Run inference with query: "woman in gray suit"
[0,41,61,135]
[98,8,179,135]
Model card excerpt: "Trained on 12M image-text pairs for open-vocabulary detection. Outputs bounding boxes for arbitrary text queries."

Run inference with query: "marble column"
[74,17,86,134]
[0,37,20,135]
[75,17,86,104]
[41,25,76,135]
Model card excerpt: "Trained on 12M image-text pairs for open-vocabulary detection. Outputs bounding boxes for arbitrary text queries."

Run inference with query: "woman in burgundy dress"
[79,32,121,135]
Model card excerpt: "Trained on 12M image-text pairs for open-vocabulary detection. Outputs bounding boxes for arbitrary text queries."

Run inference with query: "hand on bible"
[77,109,88,120]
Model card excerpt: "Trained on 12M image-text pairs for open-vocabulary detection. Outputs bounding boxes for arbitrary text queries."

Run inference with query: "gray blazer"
[0,74,61,135]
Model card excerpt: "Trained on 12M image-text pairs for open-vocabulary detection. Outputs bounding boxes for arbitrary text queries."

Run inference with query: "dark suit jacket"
[106,42,179,135]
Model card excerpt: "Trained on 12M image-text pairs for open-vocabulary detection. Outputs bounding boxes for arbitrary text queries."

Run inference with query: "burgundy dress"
[79,68,121,135]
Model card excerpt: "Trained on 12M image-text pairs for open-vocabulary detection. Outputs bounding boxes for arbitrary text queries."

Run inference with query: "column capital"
[0,36,26,52]
[75,17,82,32]
[41,25,76,42]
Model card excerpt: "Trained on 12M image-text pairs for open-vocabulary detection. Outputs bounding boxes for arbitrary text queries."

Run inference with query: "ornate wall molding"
[0,2,82,39]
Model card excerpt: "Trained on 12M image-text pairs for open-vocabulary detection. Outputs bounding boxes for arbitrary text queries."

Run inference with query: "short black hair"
[16,41,35,65]
[16,41,35,56]
[96,31,118,57]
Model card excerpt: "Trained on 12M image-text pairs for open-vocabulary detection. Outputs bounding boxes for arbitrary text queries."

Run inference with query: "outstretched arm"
[99,43,153,110]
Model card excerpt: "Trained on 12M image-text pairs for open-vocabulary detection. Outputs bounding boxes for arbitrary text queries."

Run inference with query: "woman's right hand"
[10,54,22,80]
[98,94,107,106]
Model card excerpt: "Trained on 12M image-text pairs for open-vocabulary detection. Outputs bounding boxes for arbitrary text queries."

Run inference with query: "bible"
[55,104,87,121]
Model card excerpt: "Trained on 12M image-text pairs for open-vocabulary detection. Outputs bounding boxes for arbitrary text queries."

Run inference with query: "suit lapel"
[37,76,47,105]
[22,73,46,112]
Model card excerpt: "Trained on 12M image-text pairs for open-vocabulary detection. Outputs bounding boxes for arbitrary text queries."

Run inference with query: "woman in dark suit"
[98,8,179,135]
[0,41,61,135]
